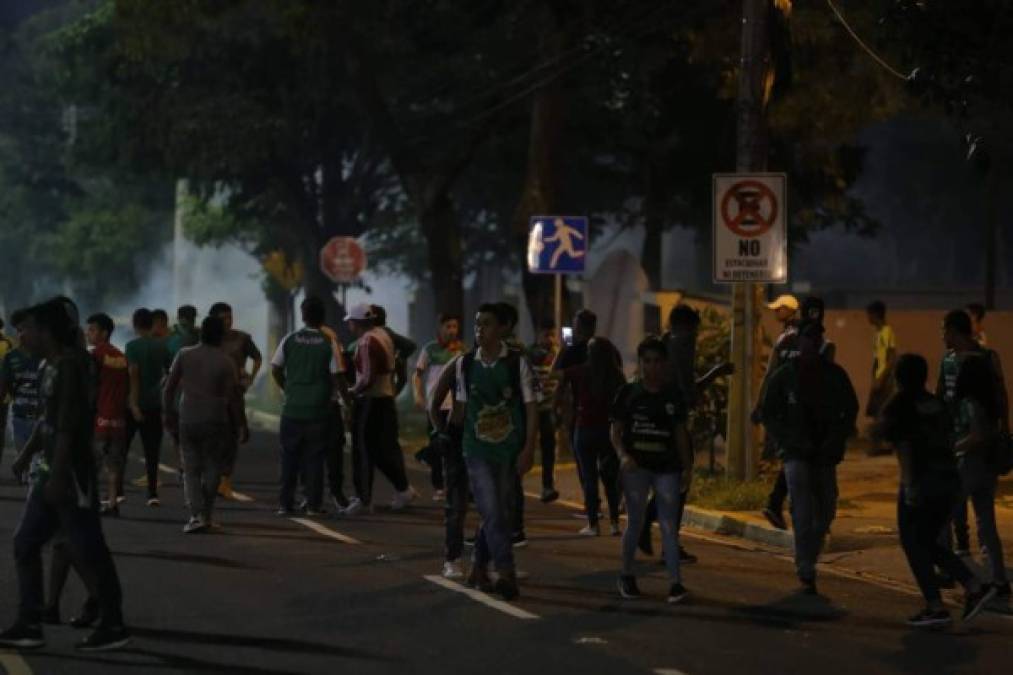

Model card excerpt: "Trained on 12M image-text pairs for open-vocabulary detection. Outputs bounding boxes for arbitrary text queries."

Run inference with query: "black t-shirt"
[610,382,687,473]
[40,349,97,506]
[881,390,958,495]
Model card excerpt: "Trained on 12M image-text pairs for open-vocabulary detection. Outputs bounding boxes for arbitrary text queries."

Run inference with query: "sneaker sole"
[964,588,998,624]
[762,510,787,531]
[667,593,689,605]
[512,541,528,548]
[907,618,952,629]
[616,580,640,600]
[77,636,132,652]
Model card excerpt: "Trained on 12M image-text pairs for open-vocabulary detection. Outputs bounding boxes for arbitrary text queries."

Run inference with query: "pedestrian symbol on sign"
[527,216,588,275]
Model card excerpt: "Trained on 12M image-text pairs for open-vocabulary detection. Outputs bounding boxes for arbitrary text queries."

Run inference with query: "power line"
[826,0,908,80]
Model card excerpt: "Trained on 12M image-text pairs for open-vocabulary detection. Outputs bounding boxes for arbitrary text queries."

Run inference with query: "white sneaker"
[442,560,464,580]
[578,523,600,537]
[182,518,204,534]
[432,490,445,502]
[391,486,418,511]
[343,497,364,516]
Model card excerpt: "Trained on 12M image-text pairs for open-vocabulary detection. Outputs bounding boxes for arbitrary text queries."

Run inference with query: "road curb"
[246,409,795,551]
[681,505,794,550]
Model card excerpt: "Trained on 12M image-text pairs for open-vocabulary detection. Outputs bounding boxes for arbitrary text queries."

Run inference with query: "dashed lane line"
[289,518,361,545]
[0,651,33,675]
[423,575,540,620]
[654,669,689,675]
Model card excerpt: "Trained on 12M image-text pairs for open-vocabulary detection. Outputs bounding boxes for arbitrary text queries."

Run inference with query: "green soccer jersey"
[460,352,528,464]
[125,335,169,412]
[271,328,337,420]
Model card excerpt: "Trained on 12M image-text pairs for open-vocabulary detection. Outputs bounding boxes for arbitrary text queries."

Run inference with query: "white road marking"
[654,669,688,675]
[423,575,540,620]
[0,651,34,675]
[289,518,361,545]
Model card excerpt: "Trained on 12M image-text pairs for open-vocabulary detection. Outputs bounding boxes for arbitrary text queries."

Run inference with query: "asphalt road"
[0,429,1010,675]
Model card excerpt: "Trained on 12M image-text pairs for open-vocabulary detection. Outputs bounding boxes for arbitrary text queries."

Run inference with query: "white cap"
[344,303,372,322]
[766,294,799,312]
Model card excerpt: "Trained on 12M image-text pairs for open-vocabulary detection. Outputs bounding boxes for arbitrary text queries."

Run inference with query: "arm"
[271,365,286,391]
[516,358,538,474]
[128,363,143,421]
[760,370,787,446]
[44,362,85,504]
[412,366,427,408]
[428,356,460,431]
[246,337,263,383]
[162,353,183,420]
[391,331,417,360]
[675,421,693,491]
[610,421,636,471]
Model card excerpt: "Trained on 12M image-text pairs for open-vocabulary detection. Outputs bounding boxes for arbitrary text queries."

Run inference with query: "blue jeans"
[466,456,516,574]
[959,453,1008,584]
[622,468,682,583]
[573,427,620,525]
[14,488,124,627]
[898,488,975,604]
[279,416,327,510]
[11,416,35,452]
[442,426,469,562]
[784,460,838,582]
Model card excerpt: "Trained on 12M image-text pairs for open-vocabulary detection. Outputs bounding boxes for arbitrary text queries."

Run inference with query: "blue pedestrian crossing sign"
[527,216,588,275]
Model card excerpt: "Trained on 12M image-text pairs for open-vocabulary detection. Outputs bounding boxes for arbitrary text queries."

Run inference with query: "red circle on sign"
[720,180,778,238]
[319,237,367,284]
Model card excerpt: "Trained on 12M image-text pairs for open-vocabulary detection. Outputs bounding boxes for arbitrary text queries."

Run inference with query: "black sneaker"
[936,573,957,590]
[617,575,641,599]
[906,608,952,628]
[800,579,818,596]
[464,536,477,547]
[466,565,494,593]
[762,507,788,531]
[638,528,654,556]
[962,586,998,624]
[0,622,45,649]
[511,532,528,548]
[667,583,689,605]
[40,605,61,625]
[678,546,698,565]
[76,625,132,652]
[495,572,520,601]
[70,602,100,629]
[540,488,559,503]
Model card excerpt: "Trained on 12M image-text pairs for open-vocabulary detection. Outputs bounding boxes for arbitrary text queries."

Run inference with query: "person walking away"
[0,310,41,478]
[455,304,537,600]
[270,297,347,516]
[124,308,168,506]
[209,302,261,500]
[552,310,598,502]
[164,315,249,530]
[865,301,896,454]
[150,309,170,340]
[165,305,199,485]
[761,320,858,595]
[966,303,988,347]
[528,321,561,503]
[319,322,352,512]
[560,337,624,536]
[613,336,693,604]
[345,304,415,515]
[0,299,130,652]
[877,353,997,626]
[496,302,531,548]
[413,313,463,501]
[84,314,128,516]
[937,309,1010,562]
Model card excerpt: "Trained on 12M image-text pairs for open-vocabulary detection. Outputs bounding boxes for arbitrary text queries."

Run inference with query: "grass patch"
[688,470,773,512]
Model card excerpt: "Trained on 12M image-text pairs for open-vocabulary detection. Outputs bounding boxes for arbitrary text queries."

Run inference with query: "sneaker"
[0,622,45,649]
[609,521,621,537]
[183,517,205,534]
[146,496,160,507]
[332,495,350,512]
[40,605,61,625]
[76,625,132,652]
[800,579,818,596]
[678,546,698,565]
[432,490,445,502]
[495,572,520,601]
[906,608,952,628]
[540,488,559,503]
[962,586,998,624]
[391,486,418,511]
[578,523,600,537]
[342,497,364,517]
[276,507,296,517]
[617,575,641,599]
[667,583,689,604]
[442,560,464,580]
[511,532,528,548]
[304,506,328,517]
[762,507,788,531]
[466,565,494,592]
[115,495,127,505]
[131,474,148,487]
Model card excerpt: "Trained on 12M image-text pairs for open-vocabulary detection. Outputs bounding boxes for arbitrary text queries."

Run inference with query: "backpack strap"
[460,349,477,399]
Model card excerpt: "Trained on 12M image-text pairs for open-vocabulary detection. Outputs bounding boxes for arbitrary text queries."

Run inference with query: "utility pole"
[726,0,770,481]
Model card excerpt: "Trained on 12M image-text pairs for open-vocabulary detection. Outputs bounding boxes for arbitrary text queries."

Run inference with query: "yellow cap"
[766,294,799,312]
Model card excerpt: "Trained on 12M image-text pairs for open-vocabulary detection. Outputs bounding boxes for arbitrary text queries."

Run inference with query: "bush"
[688,469,772,511]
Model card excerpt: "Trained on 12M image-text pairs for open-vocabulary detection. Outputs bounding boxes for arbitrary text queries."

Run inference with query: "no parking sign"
[712,173,787,283]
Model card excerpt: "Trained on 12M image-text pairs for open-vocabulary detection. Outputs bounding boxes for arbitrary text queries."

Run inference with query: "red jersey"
[92,342,129,437]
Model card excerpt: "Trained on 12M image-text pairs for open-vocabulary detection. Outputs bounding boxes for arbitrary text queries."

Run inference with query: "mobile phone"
[561,326,573,346]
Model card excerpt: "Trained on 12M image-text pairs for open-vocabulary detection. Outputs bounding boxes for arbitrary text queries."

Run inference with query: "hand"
[516,447,535,476]
[238,424,250,444]
[620,454,638,472]
[131,405,144,422]
[43,471,73,506]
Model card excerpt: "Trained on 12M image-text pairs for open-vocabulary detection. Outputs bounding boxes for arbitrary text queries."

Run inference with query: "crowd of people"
[0,291,1009,651]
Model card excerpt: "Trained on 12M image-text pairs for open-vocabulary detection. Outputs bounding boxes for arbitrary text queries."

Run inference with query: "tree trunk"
[420,189,465,318]
[512,1,568,330]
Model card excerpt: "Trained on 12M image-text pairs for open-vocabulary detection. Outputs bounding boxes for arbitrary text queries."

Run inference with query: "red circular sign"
[720,180,778,238]
[319,237,367,284]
